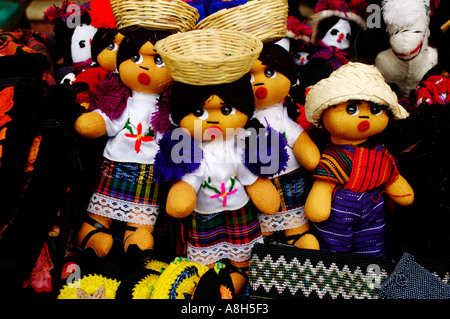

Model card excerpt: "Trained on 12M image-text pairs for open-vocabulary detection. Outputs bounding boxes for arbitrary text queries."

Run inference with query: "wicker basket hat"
[304,62,409,127]
[110,0,199,32]
[194,0,288,43]
[154,29,263,85]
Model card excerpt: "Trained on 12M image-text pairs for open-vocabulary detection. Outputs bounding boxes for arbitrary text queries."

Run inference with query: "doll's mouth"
[357,120,370,132]
[255,87,268,99]
[392,41,423,60]
[138,73,151,85]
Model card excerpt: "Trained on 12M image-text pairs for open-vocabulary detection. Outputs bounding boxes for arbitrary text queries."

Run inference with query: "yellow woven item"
[155,29,263,85]
[195,0,288,43]
[304,62,409,127]
[132,274,160,299]
[57,274,121,299]
[150,257,209,299]
[110,0,199,32]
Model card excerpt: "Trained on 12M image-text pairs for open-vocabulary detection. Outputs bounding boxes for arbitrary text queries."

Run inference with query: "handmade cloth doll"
[302,0,368,88]
[304,62,414,258]
[375,0,439,98]
[44,1,97,81]
[153,29,282,295]
[74,30,173,258]
[249,40,320,249]
[73,0,126,109]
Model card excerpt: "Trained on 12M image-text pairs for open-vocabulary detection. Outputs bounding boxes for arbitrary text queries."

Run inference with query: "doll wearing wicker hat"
[304,62,414,258]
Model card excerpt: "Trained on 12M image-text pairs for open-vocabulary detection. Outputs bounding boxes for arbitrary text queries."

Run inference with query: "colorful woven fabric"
[188,201,263,265]
[249,243,393,299]
[258,169,310,233]
[87,159,159,225]
[313,142,399,192]
[311,187,387,258]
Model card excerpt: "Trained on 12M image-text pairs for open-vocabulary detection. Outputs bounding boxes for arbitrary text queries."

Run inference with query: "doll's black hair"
[116,29,171,69]
[169,74,255,125]
[90,28,119,64]
[258,43,304,122]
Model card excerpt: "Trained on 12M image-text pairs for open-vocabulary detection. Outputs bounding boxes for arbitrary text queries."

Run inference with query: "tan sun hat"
[304,62,409,127]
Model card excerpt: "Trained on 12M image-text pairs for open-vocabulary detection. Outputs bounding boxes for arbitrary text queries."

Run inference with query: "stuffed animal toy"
[249,39,321,249]
[304,62,414,258]
[44,1,97,82]
[375,0,439,98]
[302,0,368,88]
[153,29,282,296]
[74,29,173,259]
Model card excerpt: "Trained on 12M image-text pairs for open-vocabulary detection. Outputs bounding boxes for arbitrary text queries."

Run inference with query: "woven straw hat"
[155,29,263,85]
[304,62,409,127]
[110,0,199,32]
[194,0,288,43]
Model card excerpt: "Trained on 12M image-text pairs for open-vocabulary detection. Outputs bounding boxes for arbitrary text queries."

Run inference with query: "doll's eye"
[346,104,359,115]
[154,55,165,68]
[131,53,143,64]
[250,74,255,83]
[193,107,209,121]
[330,29,339,36]
[221,105,236,115]
[106,42,118,51]
[79,40,86,48]
[264,67,276,79]
[371,104,384,116]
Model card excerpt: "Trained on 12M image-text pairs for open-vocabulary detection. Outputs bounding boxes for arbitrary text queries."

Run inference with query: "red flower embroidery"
[125,122,154,153]
[210,182,238,207]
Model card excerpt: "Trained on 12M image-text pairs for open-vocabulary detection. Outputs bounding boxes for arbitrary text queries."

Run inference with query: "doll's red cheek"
[255,87,268,99]
[358,120,370,132]
[138,73,151,85]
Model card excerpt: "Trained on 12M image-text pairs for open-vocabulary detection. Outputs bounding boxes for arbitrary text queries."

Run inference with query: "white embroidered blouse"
[182,132,259,214]
[94,91,162,165]
[252,102,304,175]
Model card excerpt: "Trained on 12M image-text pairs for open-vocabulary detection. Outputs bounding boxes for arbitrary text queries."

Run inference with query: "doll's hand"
[166,181,196,218]
[246,177,280,215]
[305,180,335,223]
[293,131,321,171]
[384,175,414,206]
[74,112,106,139]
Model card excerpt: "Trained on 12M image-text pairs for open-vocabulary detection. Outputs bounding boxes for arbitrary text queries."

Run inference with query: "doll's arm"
[305,179,336,223]
[384,175,414,206]
[74,112,106,139]
[166,180,197,218]
[293,131,321,171]
[245,177,280,215]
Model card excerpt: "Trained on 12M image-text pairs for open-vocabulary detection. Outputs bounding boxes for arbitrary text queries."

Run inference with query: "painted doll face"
[250,60,291,109]
[97,32,125,72]
[387,19,427,61]
[322,18,351,50]
[118,41,172,94]
[71,24,98,63]
[293,51,311,66]
[322,100,389,144]
[180,94,249,141]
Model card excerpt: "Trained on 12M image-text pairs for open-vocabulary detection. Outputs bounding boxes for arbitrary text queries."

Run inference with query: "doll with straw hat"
[73,0,199,260]
[154,29,285,296]
[304,62,414,258]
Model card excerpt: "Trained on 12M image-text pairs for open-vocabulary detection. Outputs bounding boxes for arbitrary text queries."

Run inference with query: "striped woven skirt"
[187,201,263,265]
[258,169,310,233]
[311,187,386,258]
[87,159,159,226]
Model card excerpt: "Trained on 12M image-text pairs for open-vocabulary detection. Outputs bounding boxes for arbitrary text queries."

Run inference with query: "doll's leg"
[285,222,320,250]
[229,260,249,297]
[123,223,154,253]
[352,190,387,258]
[76,213,113,257]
